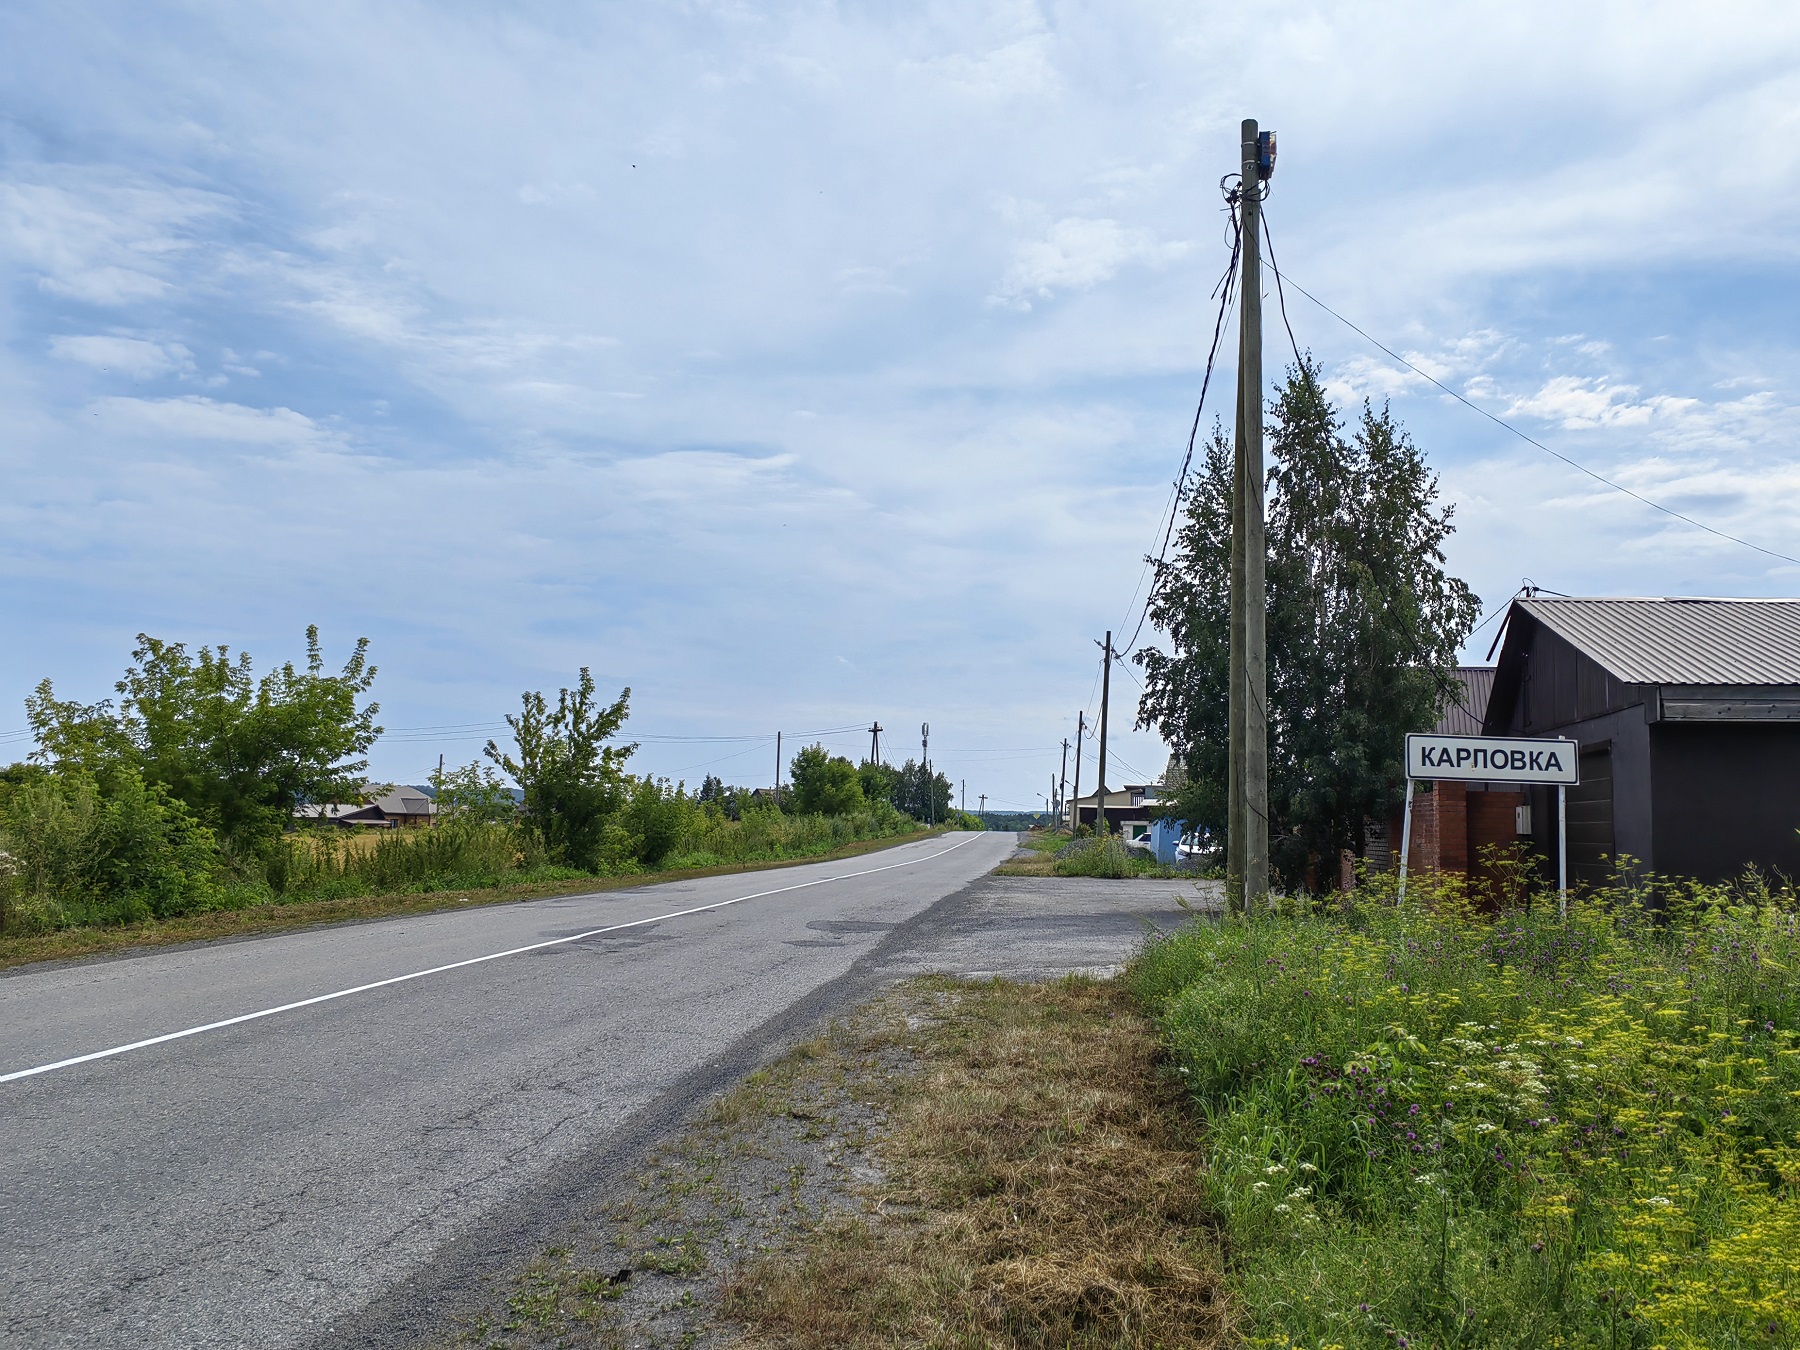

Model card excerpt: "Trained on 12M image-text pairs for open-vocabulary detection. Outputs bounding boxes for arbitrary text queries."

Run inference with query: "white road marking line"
[1,834,980,1085]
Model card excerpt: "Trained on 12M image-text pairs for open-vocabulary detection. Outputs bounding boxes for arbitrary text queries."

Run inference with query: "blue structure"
[1148,815,1188,866]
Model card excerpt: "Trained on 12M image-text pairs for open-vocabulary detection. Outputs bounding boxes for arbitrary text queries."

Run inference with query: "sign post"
[1401,733,1579,915]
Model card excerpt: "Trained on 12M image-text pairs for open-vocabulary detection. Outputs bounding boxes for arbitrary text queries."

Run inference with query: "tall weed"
[1131,874,1800,1348]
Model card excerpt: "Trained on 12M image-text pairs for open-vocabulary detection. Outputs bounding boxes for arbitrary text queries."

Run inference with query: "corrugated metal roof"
[1433,666,1494,734]
[1517,597,1800,684]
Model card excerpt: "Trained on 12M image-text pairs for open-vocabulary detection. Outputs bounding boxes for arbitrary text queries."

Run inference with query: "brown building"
[1392,667,1529,888]
[1483,596,1800,885]
[293,785,437,829]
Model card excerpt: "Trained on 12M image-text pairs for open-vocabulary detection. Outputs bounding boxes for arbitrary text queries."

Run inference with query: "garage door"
[1565,746,1615,890]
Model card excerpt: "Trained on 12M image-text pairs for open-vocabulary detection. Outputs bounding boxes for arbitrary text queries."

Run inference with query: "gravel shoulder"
[396,872,1225,1349]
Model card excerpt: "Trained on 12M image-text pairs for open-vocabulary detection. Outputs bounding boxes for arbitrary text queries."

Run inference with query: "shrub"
[0,767,232,931]
[1054,835,1132,878]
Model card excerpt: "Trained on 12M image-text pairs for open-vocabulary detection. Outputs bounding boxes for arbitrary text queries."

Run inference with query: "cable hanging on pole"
[1115,181,1248,665]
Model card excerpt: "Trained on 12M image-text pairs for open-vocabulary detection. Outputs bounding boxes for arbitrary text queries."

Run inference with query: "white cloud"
[87,396,334,448]
[996,217,1189,304]
[1504,376,1698,430]
[0,177,232,306]
[49,334,194,379]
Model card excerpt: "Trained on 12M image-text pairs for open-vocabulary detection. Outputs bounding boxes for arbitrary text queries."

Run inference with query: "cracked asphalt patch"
[437,1010,909,1350]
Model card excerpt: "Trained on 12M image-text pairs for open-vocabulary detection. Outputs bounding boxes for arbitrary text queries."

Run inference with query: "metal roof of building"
[1517,597,1800,685]
[1432,666,1494,734]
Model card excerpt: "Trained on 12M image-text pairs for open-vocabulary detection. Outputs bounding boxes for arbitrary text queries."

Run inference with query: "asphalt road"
[2,831,1024,1349]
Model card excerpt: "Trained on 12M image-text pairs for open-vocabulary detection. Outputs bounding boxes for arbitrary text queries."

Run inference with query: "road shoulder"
[431,973,1230,1350]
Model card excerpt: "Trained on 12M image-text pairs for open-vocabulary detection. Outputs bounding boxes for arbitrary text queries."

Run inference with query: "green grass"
[1129,873,1800,1349]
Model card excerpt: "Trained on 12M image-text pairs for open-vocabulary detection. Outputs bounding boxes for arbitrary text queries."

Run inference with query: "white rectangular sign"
[1405,733,1579,785]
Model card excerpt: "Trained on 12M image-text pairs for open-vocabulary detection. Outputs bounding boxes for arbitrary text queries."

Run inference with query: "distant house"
[293,785,437,829]
[1065,784,1161,839]
[1479,596,1800,886]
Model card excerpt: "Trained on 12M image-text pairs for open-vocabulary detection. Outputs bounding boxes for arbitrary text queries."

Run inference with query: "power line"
[1117,202,1244,662]
[1263,250,1800,570]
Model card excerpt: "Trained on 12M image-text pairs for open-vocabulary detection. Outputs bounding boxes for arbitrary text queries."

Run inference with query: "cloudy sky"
[4,2,1799,810]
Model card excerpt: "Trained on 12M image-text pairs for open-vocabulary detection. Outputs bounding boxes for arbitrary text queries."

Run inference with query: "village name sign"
[1399,732,1581,911]
[1405,733,1579,785]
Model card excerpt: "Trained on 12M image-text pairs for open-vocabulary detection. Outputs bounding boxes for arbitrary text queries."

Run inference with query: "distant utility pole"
[1070,711,1085,832]
[775,730,783,809]
[1058,738,1070,829]
[868,721,883,766]
[978,792,987,825]
[435,753,444,828]
[921,722,931,827]
[1094,630,1113,837]
[1229,117,1273,909]
[961,779,966,814]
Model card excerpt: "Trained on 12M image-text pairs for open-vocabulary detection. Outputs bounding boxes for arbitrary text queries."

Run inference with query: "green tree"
[889,757,952,824]
[429,759,518,827]
[485,669,635,869]
[25,626,381,842]
[789,744,865,816]
[857,760,900,810]
[1137,359,1480,891]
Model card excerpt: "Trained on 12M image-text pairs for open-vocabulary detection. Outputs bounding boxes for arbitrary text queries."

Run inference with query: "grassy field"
[0,826,947,972]
[1131,879,1800,1349]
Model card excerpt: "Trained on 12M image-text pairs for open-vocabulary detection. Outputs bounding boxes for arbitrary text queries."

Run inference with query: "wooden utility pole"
[775,730,783,809]
[868,721,882,765]
[1070,712,1085,832]
[920,722,931,827]
[1230,117,1272,908]
[979,792,987,824]
[1057,738,1070,826]
[1094,631,1113,837]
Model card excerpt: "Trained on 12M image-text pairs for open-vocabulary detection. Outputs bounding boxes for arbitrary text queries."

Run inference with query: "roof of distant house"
[1432,666,1494,736]
[1514,597,1800,685]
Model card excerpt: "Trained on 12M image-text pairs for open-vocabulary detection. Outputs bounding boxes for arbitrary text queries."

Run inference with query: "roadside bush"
[670,797,917,869]
[0,767,241,931]
[1054,834,1133,878]
[1131,873,1800,1348]
[622,776,693,868]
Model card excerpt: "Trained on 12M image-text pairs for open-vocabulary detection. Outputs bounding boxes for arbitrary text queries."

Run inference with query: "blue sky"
[4,2,1799,811]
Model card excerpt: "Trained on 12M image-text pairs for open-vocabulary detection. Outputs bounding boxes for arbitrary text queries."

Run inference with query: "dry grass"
[722,977,1230,1349]
[990,830,1062,877]
[0,827,946,972]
